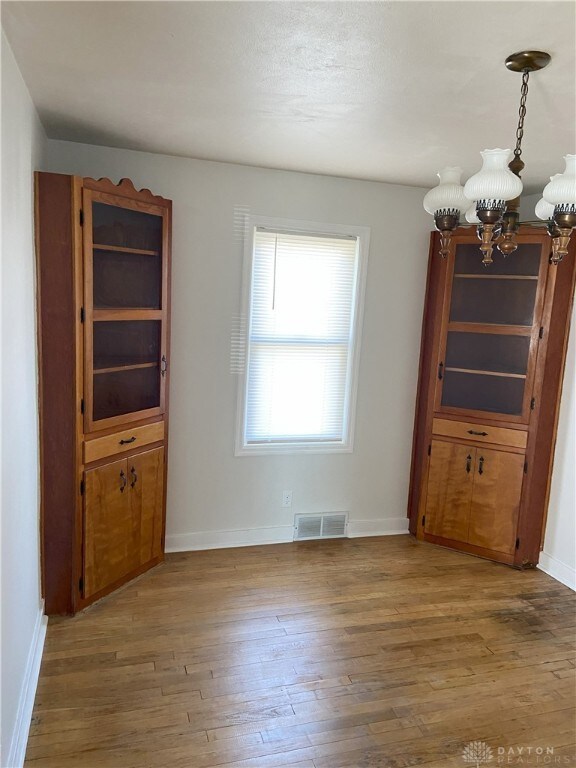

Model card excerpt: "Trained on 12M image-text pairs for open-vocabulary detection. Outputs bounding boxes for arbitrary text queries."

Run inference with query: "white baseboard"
[347,517,410,537]
[165,518,409,553]
[538,551,576,591]
[165,525,294,552]
[6,603,47,768]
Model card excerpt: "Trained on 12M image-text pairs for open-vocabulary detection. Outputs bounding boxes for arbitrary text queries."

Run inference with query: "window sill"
[235,442,353,457]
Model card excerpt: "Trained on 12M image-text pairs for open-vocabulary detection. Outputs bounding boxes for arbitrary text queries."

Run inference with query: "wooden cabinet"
[35,174,171,614]
[83,448,164,598]
[425,440,524,556]
[409,229,576,567]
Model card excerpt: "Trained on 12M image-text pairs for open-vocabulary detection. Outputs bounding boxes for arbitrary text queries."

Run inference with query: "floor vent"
[294,513,348,541]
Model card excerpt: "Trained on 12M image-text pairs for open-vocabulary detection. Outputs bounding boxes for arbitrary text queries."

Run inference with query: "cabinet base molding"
[76,557,164,611]
[422,532,516,566]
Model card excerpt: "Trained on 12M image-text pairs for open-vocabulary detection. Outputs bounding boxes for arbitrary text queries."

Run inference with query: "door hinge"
[515,537,520,550]
[79,209,84,226]
[80,398,84,414]
[530,397,536,410]
[79,577,83,593]
[427,444,431,456]
[524,461,528,474]
[421,515,426,527]
[539,326,544,339]
[80,480,84,496]
[80,306,85,323]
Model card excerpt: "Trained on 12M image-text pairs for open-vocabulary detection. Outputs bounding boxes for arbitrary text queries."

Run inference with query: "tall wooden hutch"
[35,174,171,614]
[409,228,576,567]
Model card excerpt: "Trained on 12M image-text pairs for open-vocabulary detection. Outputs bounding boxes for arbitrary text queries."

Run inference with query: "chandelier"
[423,51,576,266]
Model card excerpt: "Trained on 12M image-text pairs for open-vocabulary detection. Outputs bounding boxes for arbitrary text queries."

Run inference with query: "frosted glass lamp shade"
[423,166,470,216]
[543,155,576,208]
[465,204,481,224]
[463,149,523,203]
[535,197,555,221]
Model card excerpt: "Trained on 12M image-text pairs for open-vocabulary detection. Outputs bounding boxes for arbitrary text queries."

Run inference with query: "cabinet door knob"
[120,470,127,492]
[466,454,472,473]
[468,430,488,437]
[478,456,484,475]
[130,466,138,488]
[119,436,136,445]
[438,362,444,380]
[161,355,168,377]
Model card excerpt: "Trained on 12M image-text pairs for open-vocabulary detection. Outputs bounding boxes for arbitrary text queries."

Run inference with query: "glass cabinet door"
[83,191,169,431]
[435,236,548,423]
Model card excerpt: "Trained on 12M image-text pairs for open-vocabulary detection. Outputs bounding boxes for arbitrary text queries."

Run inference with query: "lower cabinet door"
[84,456,136,598]
[467,448,524,554]
[425,440,474,542]
[83,447,164,599]
[128,447,164,564]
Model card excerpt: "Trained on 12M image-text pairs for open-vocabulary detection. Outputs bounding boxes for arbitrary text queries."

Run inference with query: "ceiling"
[2,1,575,192]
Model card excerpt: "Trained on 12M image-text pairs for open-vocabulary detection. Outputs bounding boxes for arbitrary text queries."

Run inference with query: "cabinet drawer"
[432,418,527,449]
[84,422,165,464]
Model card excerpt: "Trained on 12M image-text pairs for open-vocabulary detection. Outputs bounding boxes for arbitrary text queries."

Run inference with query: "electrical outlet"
[282,490,293,508]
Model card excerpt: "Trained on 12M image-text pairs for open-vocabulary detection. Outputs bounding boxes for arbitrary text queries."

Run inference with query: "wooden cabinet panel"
[432,418,527,449]
[84,421,164,463]
[468,449,524,554]
[84,458,138,598]
[129,447,164,563]
[425,440,474,542]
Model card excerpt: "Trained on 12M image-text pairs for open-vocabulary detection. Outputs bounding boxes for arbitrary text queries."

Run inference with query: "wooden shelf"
[448,322,533,336]
[453,274,538,280]
[93,362,157,375]
[444,367,527,379]
[93,309,163,321]
[93,244,159,256]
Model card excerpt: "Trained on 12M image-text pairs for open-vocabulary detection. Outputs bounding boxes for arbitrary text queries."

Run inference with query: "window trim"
[235,215,370,456]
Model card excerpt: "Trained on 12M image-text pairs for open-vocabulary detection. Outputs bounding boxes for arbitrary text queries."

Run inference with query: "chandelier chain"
[514,71,530,159]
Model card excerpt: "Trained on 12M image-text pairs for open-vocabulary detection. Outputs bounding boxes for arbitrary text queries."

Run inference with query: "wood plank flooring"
[26,536,576,767]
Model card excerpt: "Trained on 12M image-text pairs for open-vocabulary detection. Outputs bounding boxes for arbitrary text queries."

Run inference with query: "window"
[236,217,369,454]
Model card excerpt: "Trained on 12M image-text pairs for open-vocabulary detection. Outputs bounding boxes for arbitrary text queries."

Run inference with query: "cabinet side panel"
[36,172,77,614]
[408,232,444,533]
[519,242,576,565]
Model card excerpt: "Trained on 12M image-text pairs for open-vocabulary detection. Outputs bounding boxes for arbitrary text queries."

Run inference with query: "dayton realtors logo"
[462,741,494,767]
[462,742,569,765]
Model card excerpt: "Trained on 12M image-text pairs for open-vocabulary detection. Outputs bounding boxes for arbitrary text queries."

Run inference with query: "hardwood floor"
[26,536,576,767]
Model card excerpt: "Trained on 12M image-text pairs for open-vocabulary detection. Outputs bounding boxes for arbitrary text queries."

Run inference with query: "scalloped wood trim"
[82,176,171,206]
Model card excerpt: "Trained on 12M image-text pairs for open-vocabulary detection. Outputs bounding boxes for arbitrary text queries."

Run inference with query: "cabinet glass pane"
[449,278,538,326]
[93,249,161,309]
[454,243,541,276]
[441,370,524,415]
[93,321,160,370]
[93,368,160,421]
[92,202,162,252]
[445,332,530,375]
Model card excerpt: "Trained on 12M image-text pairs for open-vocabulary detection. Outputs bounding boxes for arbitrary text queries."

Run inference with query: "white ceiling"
[2,1,575,192]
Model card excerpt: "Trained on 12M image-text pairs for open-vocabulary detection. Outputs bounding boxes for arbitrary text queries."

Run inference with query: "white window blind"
[241,226,363,450]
